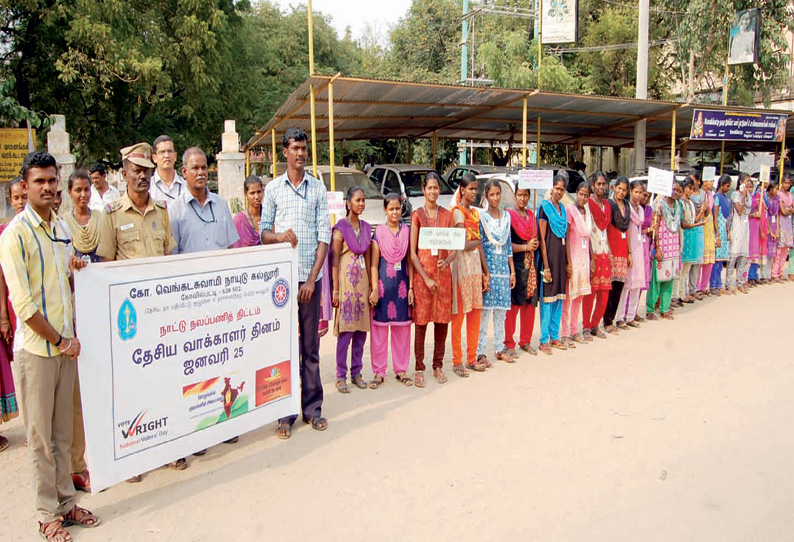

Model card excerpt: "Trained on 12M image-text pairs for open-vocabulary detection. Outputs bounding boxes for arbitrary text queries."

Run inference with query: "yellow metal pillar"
[720,141,726,175]
[271,130,277,178]
[670,110,676,171]
[245,148,250,177]
[522,97,528,167]
[432,132,437,171]
[328,80,336,191]
[536,117,541,166]
[310,85,318,178]
[780,131,787,184]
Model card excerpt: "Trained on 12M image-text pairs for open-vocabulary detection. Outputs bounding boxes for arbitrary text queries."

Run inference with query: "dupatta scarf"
[566,202,592,238]
[480,210,511,248]
[375,224,409,264]
[539,199,568,239]
[452,189,481,240]
[507,208,536,241]
[588,197,612,231]
[609,198,631,232]
[333,218,372,255]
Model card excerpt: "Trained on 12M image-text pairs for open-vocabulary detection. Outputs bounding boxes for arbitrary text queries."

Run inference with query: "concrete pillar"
[216,120,246,211]
[47,115,75,186]
[47,115,75,213]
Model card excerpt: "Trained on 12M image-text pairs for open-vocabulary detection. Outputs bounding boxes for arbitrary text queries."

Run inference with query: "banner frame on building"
[689,108,787,143]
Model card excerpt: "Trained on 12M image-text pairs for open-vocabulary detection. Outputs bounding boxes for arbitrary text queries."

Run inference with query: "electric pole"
[634,0,650,173]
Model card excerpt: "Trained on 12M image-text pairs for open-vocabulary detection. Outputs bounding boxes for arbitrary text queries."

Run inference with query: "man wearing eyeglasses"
[149,135,187,204]
[167,147,239,254]
[166,146,239,450]
[0,151,101,540]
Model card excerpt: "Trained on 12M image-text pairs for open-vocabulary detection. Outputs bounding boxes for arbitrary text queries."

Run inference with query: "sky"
[271,0,413,45]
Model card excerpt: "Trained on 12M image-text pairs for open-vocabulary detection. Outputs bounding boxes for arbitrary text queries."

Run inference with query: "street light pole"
[634,0,650,173]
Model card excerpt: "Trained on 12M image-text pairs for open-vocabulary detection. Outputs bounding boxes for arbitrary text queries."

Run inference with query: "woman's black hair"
[345,184,364,216]
[576,182,591,195]
[629,179,644,192]
[459,171,477,191]
[422,171,442,189]
[243,175,262,193]
[614,175,630,190]
[681,177,695,190]
[767,180,779,192]
[68,169,91,191]
[383,191,401,209]
[717,174,732,190]
[8,176,22,191]
[674,179,687,190]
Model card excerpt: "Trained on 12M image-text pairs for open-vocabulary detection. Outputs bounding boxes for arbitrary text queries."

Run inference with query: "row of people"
[323,167,794,393]
[4,127,791,539]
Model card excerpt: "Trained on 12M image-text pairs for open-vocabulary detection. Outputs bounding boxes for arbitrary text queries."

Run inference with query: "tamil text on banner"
[75,244,299,493]
[647,167,674,198]
[418,227,466,251]
[518,169,554,191]
[689,109,787,142]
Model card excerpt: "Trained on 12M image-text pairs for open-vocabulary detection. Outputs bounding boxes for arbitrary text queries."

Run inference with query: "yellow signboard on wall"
[0,128,34,180]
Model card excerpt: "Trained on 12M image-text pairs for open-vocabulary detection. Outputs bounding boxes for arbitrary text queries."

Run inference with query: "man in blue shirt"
[168,147,239,253]
[260,127,331,439]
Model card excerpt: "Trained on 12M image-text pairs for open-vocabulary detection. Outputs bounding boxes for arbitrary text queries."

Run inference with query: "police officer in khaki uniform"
[96,143,177,261]
[95,143,183,481]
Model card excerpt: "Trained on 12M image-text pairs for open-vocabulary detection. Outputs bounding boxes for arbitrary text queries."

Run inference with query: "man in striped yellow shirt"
[0,152,100,540]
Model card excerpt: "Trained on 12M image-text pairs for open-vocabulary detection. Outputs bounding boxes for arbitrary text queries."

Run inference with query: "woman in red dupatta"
[504,187,539,356]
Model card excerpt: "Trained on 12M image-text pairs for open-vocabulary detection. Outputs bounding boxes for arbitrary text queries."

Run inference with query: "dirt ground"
[2,282,794,541]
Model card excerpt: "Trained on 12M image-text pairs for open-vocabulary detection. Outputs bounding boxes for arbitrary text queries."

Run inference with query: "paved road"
[3,283,794,541]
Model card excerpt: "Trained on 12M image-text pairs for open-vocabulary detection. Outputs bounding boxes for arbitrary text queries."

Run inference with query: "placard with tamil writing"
[75,244,299,493]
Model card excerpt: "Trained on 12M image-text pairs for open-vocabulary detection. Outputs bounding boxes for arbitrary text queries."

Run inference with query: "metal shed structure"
[245,74,793,184]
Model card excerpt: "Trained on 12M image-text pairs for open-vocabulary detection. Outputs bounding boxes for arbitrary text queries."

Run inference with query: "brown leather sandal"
[63,505,101,528]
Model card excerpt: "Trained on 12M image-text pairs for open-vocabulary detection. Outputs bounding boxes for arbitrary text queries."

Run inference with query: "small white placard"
[759,164,771,184]
[327,191,345,214]
[418,227,466,251]
[518,169,554,190]
[702,166,716,182]
[647,167,674,197]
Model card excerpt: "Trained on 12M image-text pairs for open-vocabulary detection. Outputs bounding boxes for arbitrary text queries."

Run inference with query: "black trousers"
[280,280,324,425]
[602,280,625,327]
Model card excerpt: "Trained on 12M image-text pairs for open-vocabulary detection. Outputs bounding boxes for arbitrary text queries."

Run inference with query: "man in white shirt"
[88,164,120,211]
[149,135,187,204]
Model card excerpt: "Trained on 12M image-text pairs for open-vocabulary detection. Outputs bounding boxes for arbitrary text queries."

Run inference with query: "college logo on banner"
[272,277,290,308]
[117,298,137,340]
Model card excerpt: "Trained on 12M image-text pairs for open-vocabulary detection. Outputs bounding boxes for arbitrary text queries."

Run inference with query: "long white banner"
[75,244,299,493]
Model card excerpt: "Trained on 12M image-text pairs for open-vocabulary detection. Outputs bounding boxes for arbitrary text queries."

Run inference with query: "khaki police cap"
[120,142,155,168]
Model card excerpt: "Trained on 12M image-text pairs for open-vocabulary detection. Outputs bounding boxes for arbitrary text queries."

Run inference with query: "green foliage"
[0,0,792,171]
[382,0,462,82]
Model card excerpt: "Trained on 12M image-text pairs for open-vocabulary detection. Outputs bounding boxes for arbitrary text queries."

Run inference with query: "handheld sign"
[647,167,674,197]
[518,169,554,190]
[702,166,716,182]
[418,227,466,251]
[759,164,771,184]
[327,191,346,215]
